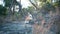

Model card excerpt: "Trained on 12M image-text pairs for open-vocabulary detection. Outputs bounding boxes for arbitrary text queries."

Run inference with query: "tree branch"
[29,0,38,9]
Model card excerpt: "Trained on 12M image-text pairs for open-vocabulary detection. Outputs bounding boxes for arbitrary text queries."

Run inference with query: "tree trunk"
[55,7,60,15]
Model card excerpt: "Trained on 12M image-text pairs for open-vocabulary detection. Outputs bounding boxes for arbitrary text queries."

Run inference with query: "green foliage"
[42,2,55,11]
[0,5,7,16]
[39,0,47,2]
[27,6,35,13]
[22,6,35,14]
[4,0,12,7]
[53,0,60,7]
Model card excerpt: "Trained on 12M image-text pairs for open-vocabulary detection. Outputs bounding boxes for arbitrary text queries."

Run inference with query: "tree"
[0,5,7,16]
[0,5,7,23]
[4,0,22,15]
[4,0,22,20]
[53,0,60,15]
[29,0,60,34]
